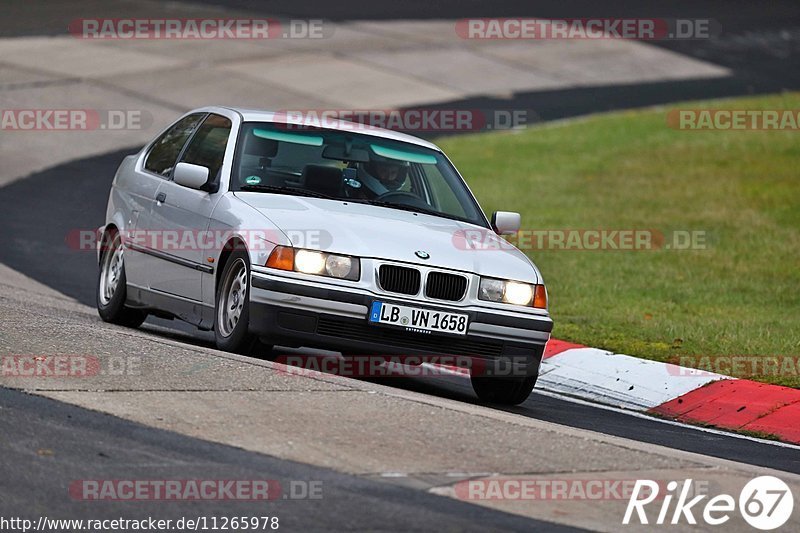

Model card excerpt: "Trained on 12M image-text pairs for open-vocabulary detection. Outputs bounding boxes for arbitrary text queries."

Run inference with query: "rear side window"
[179,114,232,183]
[144,114,205,176]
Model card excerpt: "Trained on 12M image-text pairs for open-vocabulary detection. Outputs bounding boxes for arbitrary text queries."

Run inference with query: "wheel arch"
[216,236,250,293]
[98,222,121,265]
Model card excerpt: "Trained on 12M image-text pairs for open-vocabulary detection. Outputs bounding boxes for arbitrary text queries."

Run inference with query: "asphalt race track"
[3,1,799,120]
[0,150,798,476]
[0,388,579,532]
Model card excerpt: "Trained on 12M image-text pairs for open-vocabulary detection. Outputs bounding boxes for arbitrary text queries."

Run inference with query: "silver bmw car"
[97,106,552,404]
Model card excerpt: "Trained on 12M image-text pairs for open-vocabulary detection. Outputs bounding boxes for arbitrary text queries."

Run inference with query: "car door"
[146,113,233,302]
[124,113,206,291]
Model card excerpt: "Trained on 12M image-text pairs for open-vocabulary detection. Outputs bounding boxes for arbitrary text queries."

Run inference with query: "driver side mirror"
[173,162,209,190]
[492,211,521,235]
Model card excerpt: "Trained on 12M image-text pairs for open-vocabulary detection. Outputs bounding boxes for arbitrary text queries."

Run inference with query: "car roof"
[212,106,442,152]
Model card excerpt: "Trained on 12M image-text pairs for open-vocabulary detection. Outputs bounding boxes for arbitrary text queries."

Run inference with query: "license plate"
[369,301,469,336]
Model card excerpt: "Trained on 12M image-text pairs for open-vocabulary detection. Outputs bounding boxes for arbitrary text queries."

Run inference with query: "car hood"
[235,192,540,283]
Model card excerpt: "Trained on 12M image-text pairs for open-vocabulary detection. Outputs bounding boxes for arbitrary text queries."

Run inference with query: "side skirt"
[126,283,215,331]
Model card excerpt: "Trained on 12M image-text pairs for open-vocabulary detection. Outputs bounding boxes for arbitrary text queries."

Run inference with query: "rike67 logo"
[624,476,794,530]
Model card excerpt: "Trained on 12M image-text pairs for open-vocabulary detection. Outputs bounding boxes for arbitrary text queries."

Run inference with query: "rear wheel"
[96,230,147,328]
[215,251,260,354]
[470,374,537,405]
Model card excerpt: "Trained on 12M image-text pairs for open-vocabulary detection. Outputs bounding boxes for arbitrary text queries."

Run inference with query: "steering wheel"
[374,191,425,206]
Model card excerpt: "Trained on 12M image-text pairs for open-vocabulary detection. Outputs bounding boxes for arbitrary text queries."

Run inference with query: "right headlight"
[266,246,360,281]
[479,277,547,308]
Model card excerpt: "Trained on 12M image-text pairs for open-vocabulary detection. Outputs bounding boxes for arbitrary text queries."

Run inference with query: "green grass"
[436,93,800,387]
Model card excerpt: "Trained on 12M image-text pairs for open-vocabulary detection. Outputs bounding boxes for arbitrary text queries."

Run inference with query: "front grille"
[378,265,421,295]
[426,272,468,301]
[316,317,504,357]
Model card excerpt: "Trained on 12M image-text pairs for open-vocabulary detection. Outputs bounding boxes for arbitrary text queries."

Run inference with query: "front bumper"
[249,271,552,376]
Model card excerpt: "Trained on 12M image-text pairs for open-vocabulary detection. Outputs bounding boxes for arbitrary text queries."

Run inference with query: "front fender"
[205,192,289,305]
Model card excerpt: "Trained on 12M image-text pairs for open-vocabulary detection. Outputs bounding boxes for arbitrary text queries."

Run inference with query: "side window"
[144,114,205,177]
[178,114,232,184]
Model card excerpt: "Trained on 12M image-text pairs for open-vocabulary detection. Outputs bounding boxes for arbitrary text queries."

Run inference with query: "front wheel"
[96,230,147,328]
[214,251,257,354]
[470,374,537,405]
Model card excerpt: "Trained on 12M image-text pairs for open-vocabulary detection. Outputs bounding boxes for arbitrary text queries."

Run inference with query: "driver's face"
[376,164,401,184]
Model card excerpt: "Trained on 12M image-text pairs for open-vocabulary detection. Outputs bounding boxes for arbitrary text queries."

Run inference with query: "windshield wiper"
[240,184,337,200]
[357,199,468,223]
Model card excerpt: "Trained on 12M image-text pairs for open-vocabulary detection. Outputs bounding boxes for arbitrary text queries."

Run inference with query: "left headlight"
[267,246,360,281]
[479,277,547,308]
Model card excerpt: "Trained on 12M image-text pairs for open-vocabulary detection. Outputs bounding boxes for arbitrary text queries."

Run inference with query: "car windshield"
[232,122,488,227]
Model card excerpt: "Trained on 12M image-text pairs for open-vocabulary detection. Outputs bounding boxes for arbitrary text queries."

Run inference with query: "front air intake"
[378,265,421,295]
[426,272,468,301]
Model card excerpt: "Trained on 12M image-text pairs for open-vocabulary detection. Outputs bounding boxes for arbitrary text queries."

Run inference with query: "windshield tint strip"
[254,128,323,146]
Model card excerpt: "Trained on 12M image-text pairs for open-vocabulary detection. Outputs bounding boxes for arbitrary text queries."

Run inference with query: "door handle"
[156,192,167,203]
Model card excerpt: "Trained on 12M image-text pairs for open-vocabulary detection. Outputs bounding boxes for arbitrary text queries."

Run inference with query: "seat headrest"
[302,165,343,197]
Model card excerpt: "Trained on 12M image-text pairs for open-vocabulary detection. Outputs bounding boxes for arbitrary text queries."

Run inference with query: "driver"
[357,159,409,199]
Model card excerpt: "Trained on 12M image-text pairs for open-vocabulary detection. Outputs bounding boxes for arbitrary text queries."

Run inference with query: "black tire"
[96,230,147,328]
[251,338,275,359]
[470,374,538,405]
[214,250,257,354]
